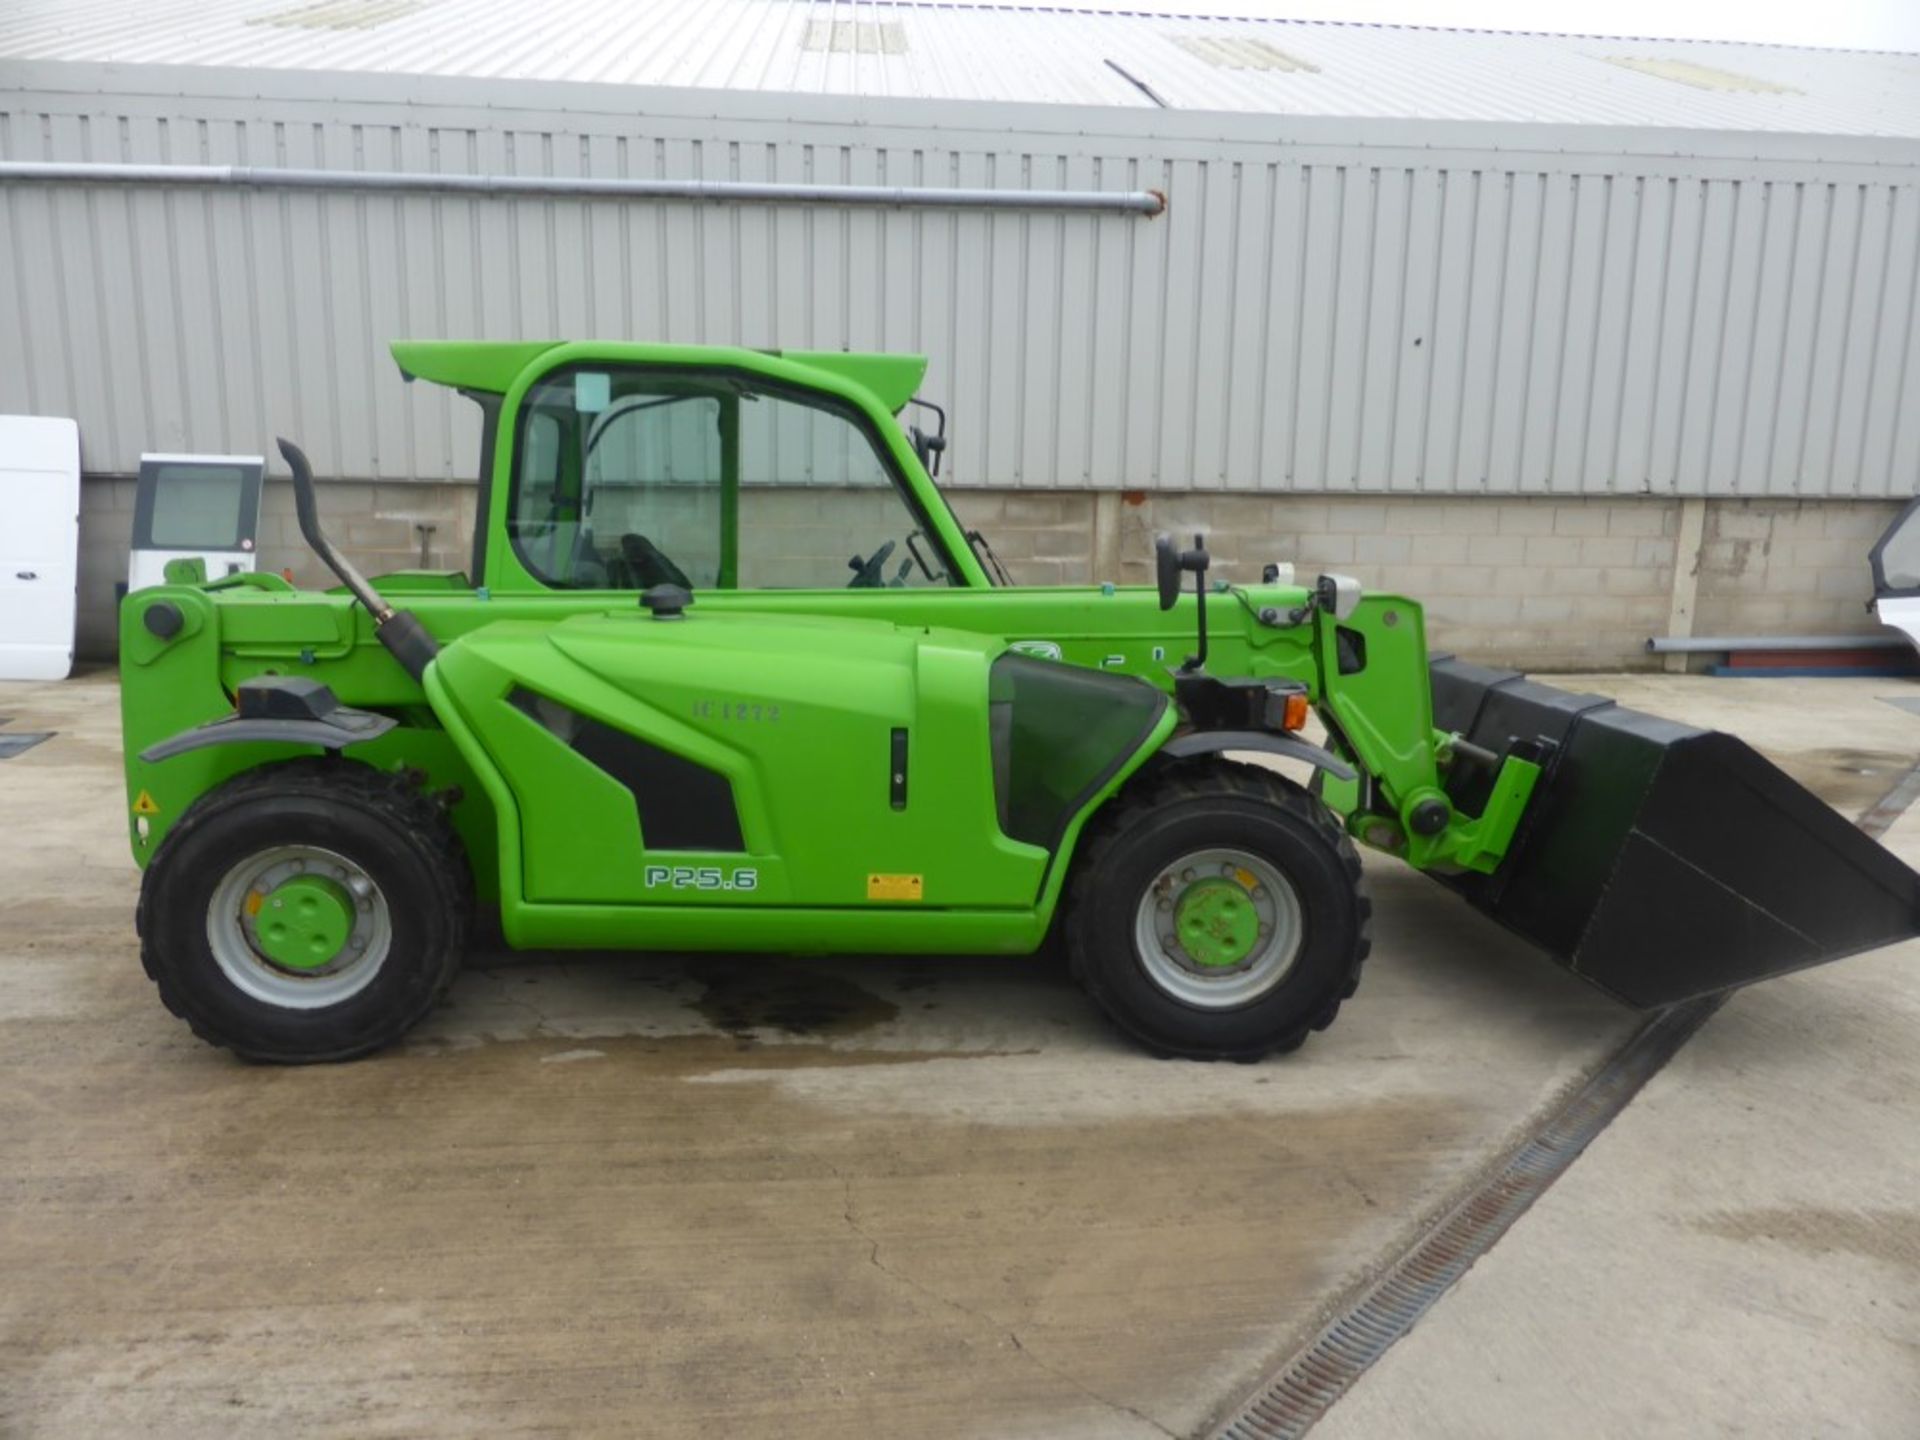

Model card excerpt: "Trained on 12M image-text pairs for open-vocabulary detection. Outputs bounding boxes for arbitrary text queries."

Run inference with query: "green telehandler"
[120,341,1920,1063]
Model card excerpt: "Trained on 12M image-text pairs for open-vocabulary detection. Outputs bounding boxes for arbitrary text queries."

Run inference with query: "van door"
[0,416,81,681]
[128,453,265,591]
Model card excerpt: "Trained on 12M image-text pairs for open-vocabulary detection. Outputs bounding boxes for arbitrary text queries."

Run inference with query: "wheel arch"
[1157,730,1356,781]
[1028,698,1183,929]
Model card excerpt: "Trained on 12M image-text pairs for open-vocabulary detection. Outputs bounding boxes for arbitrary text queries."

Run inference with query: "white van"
[0,416,81,682]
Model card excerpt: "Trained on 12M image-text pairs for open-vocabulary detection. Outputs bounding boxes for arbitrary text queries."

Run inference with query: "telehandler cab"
[121,341,1920,1063]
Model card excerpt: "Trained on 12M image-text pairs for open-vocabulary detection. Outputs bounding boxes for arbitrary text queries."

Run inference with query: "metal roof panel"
[2,0,1918,135]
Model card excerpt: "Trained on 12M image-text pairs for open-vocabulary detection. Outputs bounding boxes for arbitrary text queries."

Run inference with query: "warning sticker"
[866,873,924,902]
[132,790,161,817]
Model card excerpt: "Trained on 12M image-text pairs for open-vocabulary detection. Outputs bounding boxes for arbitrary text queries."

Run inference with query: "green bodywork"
[1175,879,1261,969]
[254,875,356,970]
[119,340,1542,957]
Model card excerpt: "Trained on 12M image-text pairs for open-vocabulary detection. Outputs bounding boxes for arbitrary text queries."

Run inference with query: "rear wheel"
[137,759,471,1063]
[1063,760,1371,1060]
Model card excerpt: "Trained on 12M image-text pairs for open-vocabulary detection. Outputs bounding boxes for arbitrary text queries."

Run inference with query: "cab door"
[497,362,962,596]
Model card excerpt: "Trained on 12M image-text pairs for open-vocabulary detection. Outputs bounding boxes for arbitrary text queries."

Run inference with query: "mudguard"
[140,676,396,762]
[1159,729,1356,781]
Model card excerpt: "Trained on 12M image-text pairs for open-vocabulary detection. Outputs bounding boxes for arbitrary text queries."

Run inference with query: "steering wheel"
[847,539,898,589]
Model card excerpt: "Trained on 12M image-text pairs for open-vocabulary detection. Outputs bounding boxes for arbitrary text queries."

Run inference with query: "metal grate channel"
[1210,756,1920,1440]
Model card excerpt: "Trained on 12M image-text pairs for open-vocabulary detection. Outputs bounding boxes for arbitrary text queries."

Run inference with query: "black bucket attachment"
[1428,658,1920,1008]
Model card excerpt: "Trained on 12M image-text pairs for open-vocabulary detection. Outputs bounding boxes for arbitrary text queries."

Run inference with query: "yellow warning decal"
[132,790,161,817]
[866,873,924,902]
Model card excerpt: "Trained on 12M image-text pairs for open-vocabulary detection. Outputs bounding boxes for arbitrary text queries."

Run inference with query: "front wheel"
[137,759,472,1063]
[1062,760,1371,1060]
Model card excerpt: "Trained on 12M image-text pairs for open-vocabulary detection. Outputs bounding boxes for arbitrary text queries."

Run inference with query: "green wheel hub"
[1134,847,1305,1010]
[209,845,394,1010]
[1174,877,1261,968]
[254,875,357,971]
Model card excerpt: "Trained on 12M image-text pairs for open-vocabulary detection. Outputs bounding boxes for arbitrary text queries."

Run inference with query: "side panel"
[432,612,1052,911]
[119,586,498,896]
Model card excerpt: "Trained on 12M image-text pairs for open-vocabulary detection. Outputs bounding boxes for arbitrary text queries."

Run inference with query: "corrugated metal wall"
[3,65,1918,497]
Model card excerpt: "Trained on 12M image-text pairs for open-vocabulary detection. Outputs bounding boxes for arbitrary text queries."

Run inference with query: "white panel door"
[0,417,82,681]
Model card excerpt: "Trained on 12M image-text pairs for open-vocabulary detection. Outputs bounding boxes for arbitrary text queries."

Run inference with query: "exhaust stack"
[277,438,440,682]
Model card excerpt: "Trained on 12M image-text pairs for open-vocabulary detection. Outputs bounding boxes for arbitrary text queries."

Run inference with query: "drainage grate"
[1211,997,1720,1440]
[0,732,53,759]
[1210,756,1920,1439]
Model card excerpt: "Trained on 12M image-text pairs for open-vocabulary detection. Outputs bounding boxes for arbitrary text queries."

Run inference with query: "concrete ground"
[1318,677,1920,1440]
[0,671,1914,1438]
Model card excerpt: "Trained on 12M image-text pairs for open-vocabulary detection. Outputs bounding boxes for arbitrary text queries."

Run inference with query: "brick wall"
[946,490,1897,671]
[1692,500,1893,640]
[81,475,1897,671]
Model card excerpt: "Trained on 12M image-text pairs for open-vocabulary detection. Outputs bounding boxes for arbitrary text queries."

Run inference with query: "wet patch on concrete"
[0,671,1687,1438]
[0,1020,1473,1440]
[404,949,1096,1057]
[1775,747,1917,816]
[1695,1206,1920,1272]
[690,956,901,1038]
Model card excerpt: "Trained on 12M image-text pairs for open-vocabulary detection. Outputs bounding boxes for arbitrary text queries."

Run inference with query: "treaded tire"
[1063,758,1371,1060]
[136,759,472,1063]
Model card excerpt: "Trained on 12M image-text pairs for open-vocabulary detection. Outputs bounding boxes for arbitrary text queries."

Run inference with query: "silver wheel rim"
[205,845,392,1010]
[1132,847,1304,1010]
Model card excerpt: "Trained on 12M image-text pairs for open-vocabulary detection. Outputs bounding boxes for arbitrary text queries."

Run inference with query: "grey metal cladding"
[1,63,1915,498]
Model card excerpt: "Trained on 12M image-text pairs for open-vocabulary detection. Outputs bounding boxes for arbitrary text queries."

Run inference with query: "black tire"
[1062,759,1371,1060]
[136,759,472,1063]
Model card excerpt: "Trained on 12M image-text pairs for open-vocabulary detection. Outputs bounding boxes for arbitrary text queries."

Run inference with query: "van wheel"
[137,759,470,1063]
[1063,760,1370,1060]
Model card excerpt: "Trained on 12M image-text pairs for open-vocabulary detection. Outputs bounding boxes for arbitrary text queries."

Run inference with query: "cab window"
[507,367,953,591]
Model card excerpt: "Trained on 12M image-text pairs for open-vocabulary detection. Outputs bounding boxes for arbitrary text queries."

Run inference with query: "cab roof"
[389,340,929,414]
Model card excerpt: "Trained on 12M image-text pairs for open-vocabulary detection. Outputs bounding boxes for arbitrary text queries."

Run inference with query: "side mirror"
[1156,533,1214,671]
[1155,534,1182,611]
